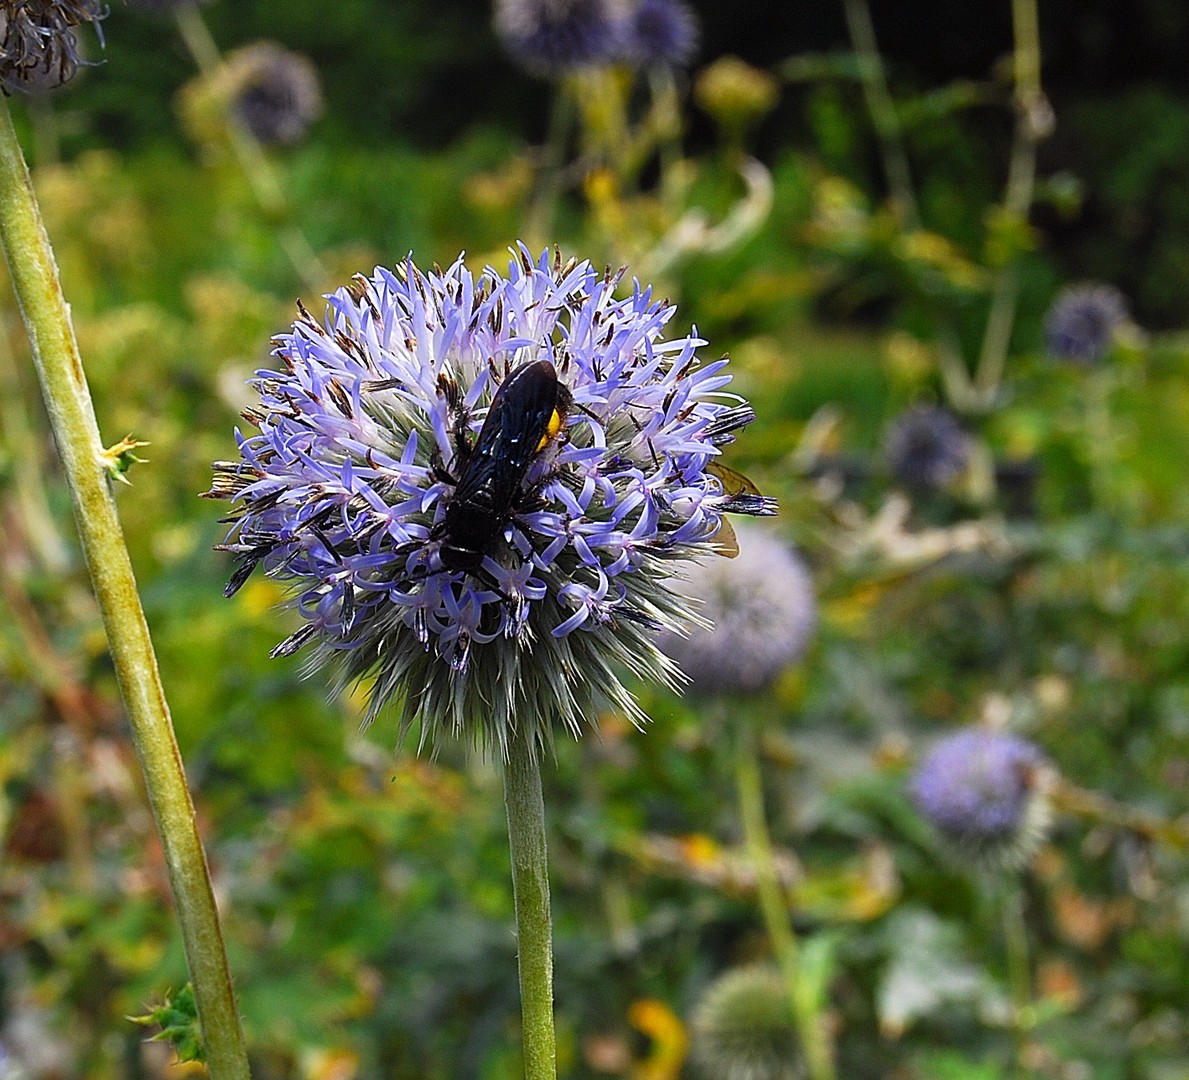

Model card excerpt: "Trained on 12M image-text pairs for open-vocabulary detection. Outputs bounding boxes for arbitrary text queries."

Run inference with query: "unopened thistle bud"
[690,966,805,1080]
[661,525,815,697]
[494,0,624,77]
[621,0,698,69]
[883,404,970,492]
[223,42,323,148]
[1044,282,1130,364]
[910,728,1054,869]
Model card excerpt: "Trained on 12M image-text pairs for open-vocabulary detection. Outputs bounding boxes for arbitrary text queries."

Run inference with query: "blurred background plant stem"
[0,98,251,1080]
[735,721,837,1080]
[172,2,326,292]
[503,727,558,1080]
[972,0,1046,408]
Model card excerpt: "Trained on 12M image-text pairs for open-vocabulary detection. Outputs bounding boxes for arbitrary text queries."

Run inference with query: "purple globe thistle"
[223,42,323,148]
[883,404,969,492]
[910,729,1053,868]
[621,0,698,68]
[0,0,107,94]
[661,525,815,697]
[1044,282,1130,364]
[690,967,804,1080]
[494,0,625,77]
[206,245,775,754]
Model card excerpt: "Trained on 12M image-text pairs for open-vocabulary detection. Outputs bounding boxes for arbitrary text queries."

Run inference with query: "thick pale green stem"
[735,728,836,1080]
[0,100,250,1080]
[972,0,1045,407]
[503,730,558,1080]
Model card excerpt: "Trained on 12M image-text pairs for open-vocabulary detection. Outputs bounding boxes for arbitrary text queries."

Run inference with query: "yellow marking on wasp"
[534,407,564,453]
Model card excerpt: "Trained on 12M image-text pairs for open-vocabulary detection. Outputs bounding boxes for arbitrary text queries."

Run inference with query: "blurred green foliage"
[2,2,1189,1080]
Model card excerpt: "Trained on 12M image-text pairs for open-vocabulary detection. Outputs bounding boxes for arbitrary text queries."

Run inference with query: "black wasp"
[434,358,572,575]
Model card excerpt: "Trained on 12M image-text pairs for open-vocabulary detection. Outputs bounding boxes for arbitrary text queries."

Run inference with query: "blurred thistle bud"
[621,0,698,69]
[661,525,816,698]
[0,0,106,94]
[1043,282,1130,364]
[910,728,1054,869]
[883,404,970,492]
[206,245,775,755]
[690,966,805,1080]
[494,0,625,78]
[223,42,323,147]
[694,56,779,141]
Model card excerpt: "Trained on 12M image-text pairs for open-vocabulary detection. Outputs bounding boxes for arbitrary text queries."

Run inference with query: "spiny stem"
[503,729,558,1080]
[735,726,836,1080]
[0,98,250,1080]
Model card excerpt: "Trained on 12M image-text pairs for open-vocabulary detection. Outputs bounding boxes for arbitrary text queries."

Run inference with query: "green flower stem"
[841,0,919,229]
[735,727,836,1080]
[172,4,326,292]
[972,0,1045,407]
[503,729,558,1080]
[0,99,251,1080]
[526,82,576,248]
[841,0,976,411]
[1001,880,1032,1073]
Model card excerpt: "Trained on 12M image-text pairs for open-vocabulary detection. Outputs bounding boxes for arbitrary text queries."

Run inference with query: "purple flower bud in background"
[206,245,775,755]
[883,404,969,492]
[494,0,624,77]
[1044,282,1130,364]
[621,0,698,69]
[910,728,1053,868]
[661,525,815,697]
[223,42,323,148]
[0,0,107,94]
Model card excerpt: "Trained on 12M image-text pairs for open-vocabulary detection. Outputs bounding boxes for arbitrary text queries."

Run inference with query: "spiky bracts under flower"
[0,0,106,93]
[910,728,1054,869]
[1044,282,1130,364]
[206,245,774,756]
[883,404,969,492]
[661,524,815,696]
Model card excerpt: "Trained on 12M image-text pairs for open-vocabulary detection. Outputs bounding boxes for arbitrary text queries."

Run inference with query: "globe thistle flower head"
[1044,282,1129,364]
[223,42,323,147]
[883,404,969,491]
[690,966,805,1080]
[0,0,106,94]
[207,245,775,757]
[494,0,624,77]
[621,0,698,68]
[661,525,815,697]
[910,729,1053,869]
